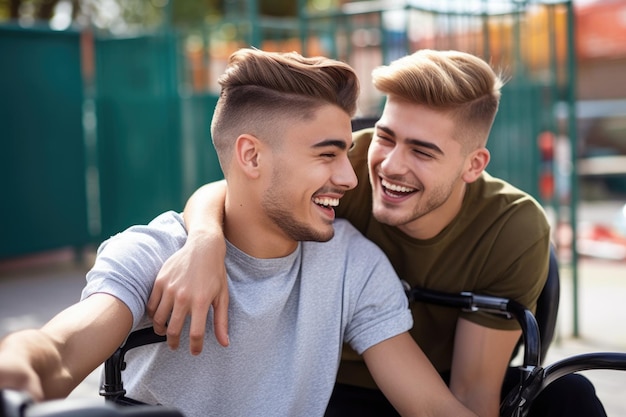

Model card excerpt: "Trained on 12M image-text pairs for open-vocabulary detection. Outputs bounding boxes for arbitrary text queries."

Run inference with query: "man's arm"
[147,180,230,354]
[0,294,132,400]
[449,318,521,417]
[364,332,478,417]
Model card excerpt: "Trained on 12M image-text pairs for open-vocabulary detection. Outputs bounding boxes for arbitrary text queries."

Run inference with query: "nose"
[380,144,409,176]
[334,155,358,190]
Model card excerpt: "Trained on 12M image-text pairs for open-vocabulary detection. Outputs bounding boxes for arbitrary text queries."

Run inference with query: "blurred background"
[1,0,626,262]
[0,0,626,412]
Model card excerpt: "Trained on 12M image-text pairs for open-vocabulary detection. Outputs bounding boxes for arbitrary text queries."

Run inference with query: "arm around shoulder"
[147,180,231,353]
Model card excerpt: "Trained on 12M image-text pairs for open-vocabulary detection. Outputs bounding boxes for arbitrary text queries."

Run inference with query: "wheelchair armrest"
[100,328,166,403]
[542,352,626,389]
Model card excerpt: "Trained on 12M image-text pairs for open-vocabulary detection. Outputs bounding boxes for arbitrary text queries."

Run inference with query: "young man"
[148,49,607,417]
[0,49,478,417]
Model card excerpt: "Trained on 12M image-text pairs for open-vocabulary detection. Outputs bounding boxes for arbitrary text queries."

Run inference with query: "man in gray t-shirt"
[0,49,477,417]
[83,214,411,417]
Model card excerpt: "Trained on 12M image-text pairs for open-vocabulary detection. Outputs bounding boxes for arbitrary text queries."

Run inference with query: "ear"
[462,147,490,183]
[234,134,262,179]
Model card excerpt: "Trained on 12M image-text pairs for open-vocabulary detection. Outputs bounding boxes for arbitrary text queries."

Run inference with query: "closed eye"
[375,134,394,145]
[413,149,434,158]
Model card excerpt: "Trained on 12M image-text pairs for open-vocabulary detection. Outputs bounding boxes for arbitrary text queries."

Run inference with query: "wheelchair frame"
[405,285,626,417]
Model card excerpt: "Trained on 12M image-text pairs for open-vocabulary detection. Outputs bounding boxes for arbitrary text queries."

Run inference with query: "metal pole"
[298,0,308,55]
[247,0,261,47]
[565,0,580,337]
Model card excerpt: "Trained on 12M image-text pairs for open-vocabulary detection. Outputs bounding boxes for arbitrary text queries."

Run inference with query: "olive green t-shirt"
[336,129,551,388]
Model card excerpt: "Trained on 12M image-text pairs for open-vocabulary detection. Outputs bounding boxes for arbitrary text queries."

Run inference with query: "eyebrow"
[312,139,349,150]
[376,124,444,155]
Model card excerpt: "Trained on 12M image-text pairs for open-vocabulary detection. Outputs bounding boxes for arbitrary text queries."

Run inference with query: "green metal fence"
[0,26,223,258]
[94,33,183,237]
[0,25,90,258]
[92,32,225,238]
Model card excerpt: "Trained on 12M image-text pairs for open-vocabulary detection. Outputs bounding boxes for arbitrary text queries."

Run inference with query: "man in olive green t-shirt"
[334,130,549,385]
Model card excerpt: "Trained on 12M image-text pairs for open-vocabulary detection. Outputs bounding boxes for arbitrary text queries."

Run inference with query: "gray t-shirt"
[82,212,412,417]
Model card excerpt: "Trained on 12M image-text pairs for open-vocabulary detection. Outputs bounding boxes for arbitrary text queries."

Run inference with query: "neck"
[224,195,298,259]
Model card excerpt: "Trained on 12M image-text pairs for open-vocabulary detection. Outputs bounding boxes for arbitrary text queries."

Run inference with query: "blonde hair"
[211,48,359,171]
[372,49,503,150]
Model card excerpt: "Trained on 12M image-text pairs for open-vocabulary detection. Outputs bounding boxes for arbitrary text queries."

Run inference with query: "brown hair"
[211,48,359,171]
[372,49,503,150]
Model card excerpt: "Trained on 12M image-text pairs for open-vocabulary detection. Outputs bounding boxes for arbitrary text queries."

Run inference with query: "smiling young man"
[0,48,478,417]
[146,49,606,417]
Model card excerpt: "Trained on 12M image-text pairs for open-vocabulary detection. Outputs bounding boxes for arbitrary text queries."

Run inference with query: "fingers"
[0,362,44,402]
[148,287,173,337]
[165,300,188,351]
[146,245,231,354]
[213,290,230,348]
[146,279,163,320]
[188,306,209,355]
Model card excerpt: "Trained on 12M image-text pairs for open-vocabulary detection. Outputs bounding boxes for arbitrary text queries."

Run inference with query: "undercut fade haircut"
[211,48,359,172]
[372,49,504,150]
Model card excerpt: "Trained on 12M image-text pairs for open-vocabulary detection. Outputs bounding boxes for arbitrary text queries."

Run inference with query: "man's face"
[367,97,470,237]
[261,104,357,243]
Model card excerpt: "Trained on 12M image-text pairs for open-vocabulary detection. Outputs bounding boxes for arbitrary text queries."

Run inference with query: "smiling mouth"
[313,197,340,209]
[381,178,417,198]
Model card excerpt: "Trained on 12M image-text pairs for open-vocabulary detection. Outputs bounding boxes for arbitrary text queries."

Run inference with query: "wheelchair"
[2,245,626,417]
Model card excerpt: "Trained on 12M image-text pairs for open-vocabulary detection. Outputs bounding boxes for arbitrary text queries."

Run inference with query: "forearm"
[452,385,499,417]
[365,333,478,417]
[183,180,227,237]
[450,319,521,417]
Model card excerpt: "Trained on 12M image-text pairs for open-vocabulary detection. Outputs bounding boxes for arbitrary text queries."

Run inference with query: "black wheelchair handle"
[0,389,183,417]
[0,389,32,417]
[100,328,166,402]
[404,284,542,368]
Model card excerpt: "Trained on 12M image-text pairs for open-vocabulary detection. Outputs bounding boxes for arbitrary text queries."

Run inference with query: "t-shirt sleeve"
[340,223,413,354]
[81,211,188,329]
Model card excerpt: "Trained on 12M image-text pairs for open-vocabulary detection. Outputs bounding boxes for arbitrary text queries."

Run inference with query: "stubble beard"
[261,171,334,243]
[372,182,453,228]
[264,202,334,243]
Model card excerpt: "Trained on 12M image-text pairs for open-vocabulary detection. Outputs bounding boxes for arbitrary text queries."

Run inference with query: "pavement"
[0,242,625,416]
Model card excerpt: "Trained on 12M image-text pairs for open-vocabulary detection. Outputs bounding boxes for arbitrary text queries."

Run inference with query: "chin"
[372,207,404,227]
[295,224,335,243]
[316,227,335,242]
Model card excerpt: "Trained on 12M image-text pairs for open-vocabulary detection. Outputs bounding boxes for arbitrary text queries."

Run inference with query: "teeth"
[313,197,339,207]
[381,179,415,193]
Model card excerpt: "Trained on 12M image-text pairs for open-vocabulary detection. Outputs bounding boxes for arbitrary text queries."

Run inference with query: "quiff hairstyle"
[372,49,503,150]
[211,48,359,174]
